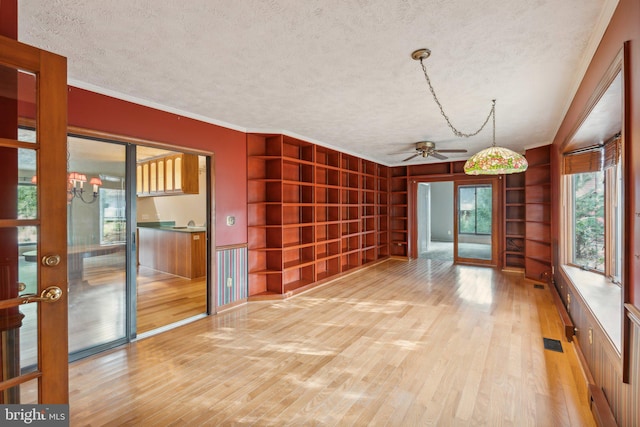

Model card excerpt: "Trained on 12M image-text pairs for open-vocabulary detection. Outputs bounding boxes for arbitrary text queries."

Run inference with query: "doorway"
[37,131,212,360]
[454,180,499,266]
[417,182,454,261]
[414,178,499,266]
[135,146,208,335]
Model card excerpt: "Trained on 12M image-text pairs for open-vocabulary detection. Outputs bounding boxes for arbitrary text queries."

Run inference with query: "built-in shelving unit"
[504,173,526,270]
[524,145,552,280]
[247,134,390,297]
[390,166,408,257]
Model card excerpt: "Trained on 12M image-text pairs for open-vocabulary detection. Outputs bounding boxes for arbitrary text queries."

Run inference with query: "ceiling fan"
[402,141,467,162]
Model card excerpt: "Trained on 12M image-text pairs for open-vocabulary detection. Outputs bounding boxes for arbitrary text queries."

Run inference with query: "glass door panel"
[2,141,38,402]
[17,224,39,372]
[455,183,495,264]
[14,69,37,143]
[67,136,127,354]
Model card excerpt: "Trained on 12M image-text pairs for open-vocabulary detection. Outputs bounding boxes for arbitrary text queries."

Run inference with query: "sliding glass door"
[20,129,211,360]
[67,135,128,357]
[454,181,498,266]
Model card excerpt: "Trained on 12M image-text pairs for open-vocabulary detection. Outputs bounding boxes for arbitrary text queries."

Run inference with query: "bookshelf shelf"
[524,145,552,280]
[247,134,390,297]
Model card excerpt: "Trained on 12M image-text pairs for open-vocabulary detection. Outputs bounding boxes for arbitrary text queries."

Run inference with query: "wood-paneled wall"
[549,0,640,423]
[555,273,640,425]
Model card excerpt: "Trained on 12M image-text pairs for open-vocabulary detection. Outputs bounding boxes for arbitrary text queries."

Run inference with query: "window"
[571,171,605,270]
[100,187,126,244]
[564,139,622,282]
[458,185,491,235]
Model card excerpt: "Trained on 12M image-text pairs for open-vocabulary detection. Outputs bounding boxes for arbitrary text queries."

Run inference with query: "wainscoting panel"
[618,308,640,424]
[216,245,248,307]
[556,272,640,426]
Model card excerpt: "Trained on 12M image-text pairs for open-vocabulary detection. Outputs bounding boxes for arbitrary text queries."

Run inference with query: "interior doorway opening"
[417,182,454,261]
[135,146,208,335]
[414,178,499,266]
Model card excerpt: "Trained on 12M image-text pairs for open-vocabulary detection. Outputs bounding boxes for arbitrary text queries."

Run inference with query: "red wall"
[67,87,247,247]
[551,0,640,306]
[0,0,16,39]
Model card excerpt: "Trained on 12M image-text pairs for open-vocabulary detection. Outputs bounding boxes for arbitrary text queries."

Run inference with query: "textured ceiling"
[18,0,617,166]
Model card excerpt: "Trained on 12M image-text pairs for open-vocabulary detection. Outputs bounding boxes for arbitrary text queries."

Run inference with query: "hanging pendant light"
[463,100,528,175]
[411,48,528,175]
[463,145,528,174]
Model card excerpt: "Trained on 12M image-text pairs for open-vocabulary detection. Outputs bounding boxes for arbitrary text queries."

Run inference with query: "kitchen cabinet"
[136,153,199,197]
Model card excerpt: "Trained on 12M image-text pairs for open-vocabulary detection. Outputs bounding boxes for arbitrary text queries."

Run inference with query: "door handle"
[0,286,63,310]
[20,286,63,304]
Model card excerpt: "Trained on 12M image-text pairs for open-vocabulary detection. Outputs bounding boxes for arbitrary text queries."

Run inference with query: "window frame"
[563,163,620,283]
[559,43,633,381]
[568,169,606,273]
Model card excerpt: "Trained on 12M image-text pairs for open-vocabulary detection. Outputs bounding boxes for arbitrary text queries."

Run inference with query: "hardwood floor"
[69,253,208,351]
[69,259,595,426]
[136,266,206,333]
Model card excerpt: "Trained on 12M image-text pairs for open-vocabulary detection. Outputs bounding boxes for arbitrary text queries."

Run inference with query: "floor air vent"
[543,338,563,353]
[534,284,545,289]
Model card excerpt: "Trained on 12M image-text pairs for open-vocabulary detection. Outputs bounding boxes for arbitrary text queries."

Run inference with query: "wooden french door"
[454,179,499,266]
[0,35,68,402]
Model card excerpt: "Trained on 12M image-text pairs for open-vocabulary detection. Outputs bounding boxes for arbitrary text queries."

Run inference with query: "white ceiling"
[18,0,618,166]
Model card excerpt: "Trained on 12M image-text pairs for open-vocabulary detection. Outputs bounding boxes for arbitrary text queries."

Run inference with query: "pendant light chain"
[418,58,495,139]
[491,98,496,147]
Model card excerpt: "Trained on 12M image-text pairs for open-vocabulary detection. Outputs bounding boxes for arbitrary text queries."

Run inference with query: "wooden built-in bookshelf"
[504,173,526,270]
[390,166,408,257]
[247,134,390,297]
[524,145,552,280]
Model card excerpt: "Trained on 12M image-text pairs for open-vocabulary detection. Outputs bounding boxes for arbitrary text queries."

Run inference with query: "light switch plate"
[226,216,235,226]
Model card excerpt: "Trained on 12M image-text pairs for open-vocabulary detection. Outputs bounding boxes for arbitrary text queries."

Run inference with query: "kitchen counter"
[142,225,206,233]
[137,221,206,233]
[137,223,206,279]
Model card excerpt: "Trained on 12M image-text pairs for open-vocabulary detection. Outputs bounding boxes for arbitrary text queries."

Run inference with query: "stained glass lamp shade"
[463,146,528,175]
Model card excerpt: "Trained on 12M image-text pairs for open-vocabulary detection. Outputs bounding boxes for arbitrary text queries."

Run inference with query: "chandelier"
[411,48,528,175]
[67,172,102,204]
[31,172,102,204]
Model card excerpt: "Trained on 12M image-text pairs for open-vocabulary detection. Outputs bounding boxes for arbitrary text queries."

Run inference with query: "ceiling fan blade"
[402,153,420,162]
[430,152,448,160]
[435,149,468,153]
